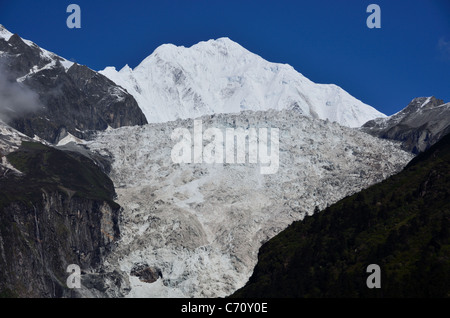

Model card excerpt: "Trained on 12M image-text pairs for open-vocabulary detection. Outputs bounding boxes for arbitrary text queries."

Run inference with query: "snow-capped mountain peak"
[100,37,386,127]
[0,24,13,41]
[0,25,74,71]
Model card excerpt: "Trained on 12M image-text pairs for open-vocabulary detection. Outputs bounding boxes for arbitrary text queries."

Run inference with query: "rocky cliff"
[361,97,450,154]
[0,135,121,297]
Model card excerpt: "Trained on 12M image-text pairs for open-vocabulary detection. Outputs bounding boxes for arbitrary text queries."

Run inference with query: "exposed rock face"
[361,97,450,154]
[0,193,120,297]
[130,263,163,283]
[0,124,121,297]
[0,26,147,144]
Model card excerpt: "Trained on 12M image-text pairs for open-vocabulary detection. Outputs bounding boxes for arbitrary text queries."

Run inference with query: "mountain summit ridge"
[100,37,386,127]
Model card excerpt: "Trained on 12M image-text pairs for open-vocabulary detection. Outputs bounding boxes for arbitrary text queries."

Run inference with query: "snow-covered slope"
[100,38,385,128]
[85,109,412,298]
[0,119,29,155]
[0,119,33,175]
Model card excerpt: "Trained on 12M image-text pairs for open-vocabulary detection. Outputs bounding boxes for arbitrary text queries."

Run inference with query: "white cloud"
[0,63,42,123]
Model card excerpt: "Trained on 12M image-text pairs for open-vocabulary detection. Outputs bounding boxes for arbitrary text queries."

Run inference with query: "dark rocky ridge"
[0,26,147,144]
[361,97,450,154]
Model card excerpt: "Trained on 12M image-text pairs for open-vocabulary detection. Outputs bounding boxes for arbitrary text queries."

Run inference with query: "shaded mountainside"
[361,97,450,154]
[232,133,450,298]
[0,141,120,297]
[0,25,147,144]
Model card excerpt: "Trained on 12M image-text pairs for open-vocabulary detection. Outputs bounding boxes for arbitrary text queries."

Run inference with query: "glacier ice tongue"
[86,109,413,298]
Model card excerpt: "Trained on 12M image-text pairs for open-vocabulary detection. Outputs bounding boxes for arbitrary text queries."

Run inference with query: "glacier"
[84,109,413,298]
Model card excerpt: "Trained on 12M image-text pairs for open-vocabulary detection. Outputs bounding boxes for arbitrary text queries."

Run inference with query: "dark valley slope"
[232,133,450,298]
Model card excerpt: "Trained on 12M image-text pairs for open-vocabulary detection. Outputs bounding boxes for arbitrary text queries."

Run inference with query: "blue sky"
[0,0,449,115]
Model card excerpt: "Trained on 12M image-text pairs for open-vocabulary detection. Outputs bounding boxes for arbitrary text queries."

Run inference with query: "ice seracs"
[100,37,386,127]
[86,109,413,298]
